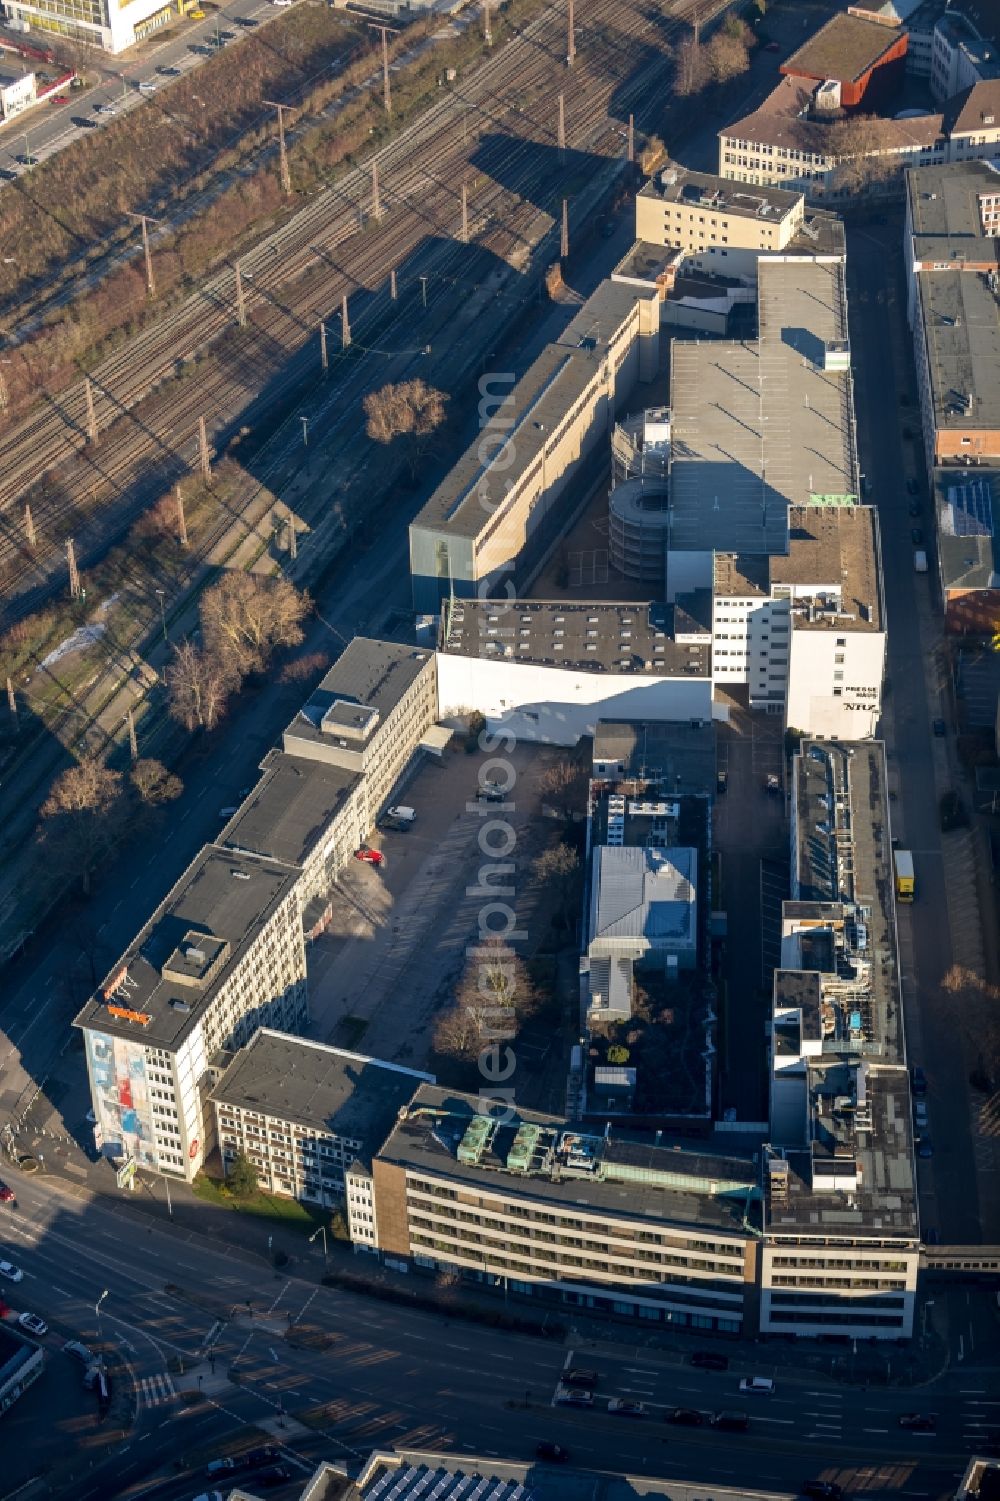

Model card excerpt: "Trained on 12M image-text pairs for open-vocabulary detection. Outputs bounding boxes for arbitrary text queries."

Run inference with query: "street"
[2,1171,999,1500]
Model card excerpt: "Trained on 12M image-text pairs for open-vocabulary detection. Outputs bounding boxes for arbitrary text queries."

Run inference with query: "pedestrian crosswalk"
[138,1373,177,1410]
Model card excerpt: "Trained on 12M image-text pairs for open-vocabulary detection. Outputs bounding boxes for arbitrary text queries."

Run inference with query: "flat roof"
[218,752,360,868]
[284,638,433,753]
[934,468,1000,589]
[777,504,883,630]
[438,599,712,678]
[379,1084,761,1235]
[592,719,716,794]
[792,741,902,1065]
[907,161,1000,438]
[669,261,857,554]
[211,1030,430,1155]
[74,846,300,1052]
[413,282,652,543]
[640,161,802,218]
[782,10,905,83]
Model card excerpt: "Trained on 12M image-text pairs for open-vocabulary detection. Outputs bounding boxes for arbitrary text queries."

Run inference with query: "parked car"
[691,1350,729,1371]
[241,1447,280,1468]
[716,770,728,794]
[911,527,924,545]
[668,1407,704,1426]
[899,1413,936,1432]
[354,847,384,866]
[911,1065,927,1095]
[64,1340,95,1364]
[206,1458,237,1476]
[765,773,781,796]
[386,805,416,825]
[477,783,506,803]
[803,1483,843,1500]
[906,478,918,495]
[0,1182,15,1203]
[51,93,69,103]
[917,1137,934,1159]
[17,1312,48,1337]
[255,1469,292,1488]
[914,1101,929,1131]
[711,1410,749,1431]
[739,1376,775,1394]
[536,1442,569,1462]
[908,500,921,517]
[562,1367,598,1389]
[0,1261,23,1282]
[608,1398,648,1416]
[932,718,946,737]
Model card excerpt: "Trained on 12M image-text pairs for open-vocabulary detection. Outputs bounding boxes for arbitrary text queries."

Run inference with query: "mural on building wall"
[86,1031,157,1168]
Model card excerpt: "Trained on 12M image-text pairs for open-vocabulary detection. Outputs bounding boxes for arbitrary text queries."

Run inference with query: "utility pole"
[235,262,246,328]
[368,24,396,116]
[390,267,398,300]
[0,366,8,415]
[567,0,575,65]
[264,100,291,195]
[84,377,97,444]
[67,539,80,601]
[300,415,309,448]
[483,0,492,46]
[23,505,35,549]
[6,676,16,729]
[461,182,469,244]
[287,507,297,560]
[126,709,138,762]
[557,92,566,161]
[175,484,188,547]
[198,415,211,481]
[319,320,328,375]
[126,212,158,298]
[341,294,351,348]
[627,112,635,165]
[420,275,428,309]
[561,197,569,260]
[371,158,382,222]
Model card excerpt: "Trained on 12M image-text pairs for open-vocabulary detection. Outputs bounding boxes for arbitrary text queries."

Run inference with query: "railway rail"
[0,0,725,631]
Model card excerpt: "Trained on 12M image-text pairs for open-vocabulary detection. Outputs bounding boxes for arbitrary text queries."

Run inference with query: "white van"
[386,805,416,824]
[739,1376,775,1395]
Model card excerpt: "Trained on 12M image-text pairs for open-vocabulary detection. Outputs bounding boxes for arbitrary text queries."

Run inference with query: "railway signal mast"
[264,100,292,195]
[369,24,398,117]
[567,0,575,65]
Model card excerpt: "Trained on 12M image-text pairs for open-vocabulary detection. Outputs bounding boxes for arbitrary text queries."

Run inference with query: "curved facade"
[609,476,671,583]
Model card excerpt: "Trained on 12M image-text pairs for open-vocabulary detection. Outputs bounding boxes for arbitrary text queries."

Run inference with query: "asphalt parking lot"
[307,740,567,1071]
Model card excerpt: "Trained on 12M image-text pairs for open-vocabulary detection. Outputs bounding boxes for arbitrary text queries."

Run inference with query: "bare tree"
[707,25,750,82]
[39,759,125,894]
[434,940,538,1061]
[130,757,183,805]
[820,114,900,195]
[201,572,309,680]
[533,840,581,923]
[363,379,448,445]
[164,639,234,732]
[538,757,587,819]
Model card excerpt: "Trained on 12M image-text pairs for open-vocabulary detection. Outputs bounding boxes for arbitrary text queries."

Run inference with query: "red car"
[354,847,385,866]
[0,1183,15,1204]
[51,93,69,103]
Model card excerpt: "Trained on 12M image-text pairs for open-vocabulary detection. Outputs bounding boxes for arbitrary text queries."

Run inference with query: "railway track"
[0,0,724,631]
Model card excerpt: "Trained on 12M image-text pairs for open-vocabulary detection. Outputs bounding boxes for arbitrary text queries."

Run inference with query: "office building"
[591,719,717,794]
[75,847,307,1181]
[762,740,920,1339]
[719,76,1000,198]
[0,69,35,119]
[436,598,714,746]
[6,0,178,51]
[211,1030,431,1211]
[368,1084,760,1333]
[904,159,1000,467]
[587,844,698,1022]
[933,469,1000,634]
[409,282,660,613]
[779,10,909,109]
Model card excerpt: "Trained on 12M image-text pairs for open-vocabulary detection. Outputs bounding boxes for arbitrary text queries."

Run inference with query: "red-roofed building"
[780,9,909,109]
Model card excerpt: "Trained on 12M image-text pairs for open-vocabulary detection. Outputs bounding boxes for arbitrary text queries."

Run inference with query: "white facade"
[346,1164,379,1248]
[930,14,998,102]
[711,593,792,703]
[0,71,35,119]
[760,1239,919,1338]
[785,627,886,739]
[82,885,307,1182]
[436,652,715,748]
[7,0,176,52]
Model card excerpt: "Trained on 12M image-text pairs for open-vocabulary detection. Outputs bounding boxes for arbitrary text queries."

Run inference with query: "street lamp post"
[96,1288,109,1345]
[155,588,167,642]
[309,1225,328,1259]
